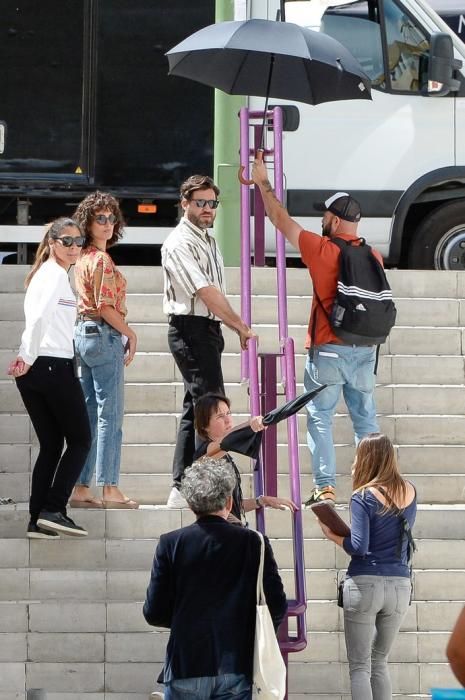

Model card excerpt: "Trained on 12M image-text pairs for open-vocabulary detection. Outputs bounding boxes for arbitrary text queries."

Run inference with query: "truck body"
[0,0,214,263]
[2,0,465,268]
[250,0,465,268]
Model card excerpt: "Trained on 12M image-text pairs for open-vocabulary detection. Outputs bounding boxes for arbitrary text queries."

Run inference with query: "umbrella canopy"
[220,384,327,459]
[166,19,371,106]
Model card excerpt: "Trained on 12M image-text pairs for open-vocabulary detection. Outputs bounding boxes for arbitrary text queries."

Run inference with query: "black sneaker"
[27,521,60,539]
[37,511,88,537]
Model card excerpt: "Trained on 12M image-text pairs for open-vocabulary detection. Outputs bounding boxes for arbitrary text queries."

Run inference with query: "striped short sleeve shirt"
[162,217,226,319]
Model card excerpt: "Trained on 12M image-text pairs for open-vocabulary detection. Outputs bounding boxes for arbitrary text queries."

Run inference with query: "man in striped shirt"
[162,174,255,508]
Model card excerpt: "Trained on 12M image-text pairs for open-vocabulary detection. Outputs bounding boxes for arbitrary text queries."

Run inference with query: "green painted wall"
[213,0,246,264]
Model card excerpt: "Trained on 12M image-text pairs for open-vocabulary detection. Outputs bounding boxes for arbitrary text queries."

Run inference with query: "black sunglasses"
[191,199,219,209]
[54,235,86,248]
[94,214,117,225]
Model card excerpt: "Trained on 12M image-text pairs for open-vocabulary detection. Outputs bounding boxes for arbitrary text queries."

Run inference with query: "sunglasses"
[191,199,219,209]
[94,214,117,225]
[54,235,86,248]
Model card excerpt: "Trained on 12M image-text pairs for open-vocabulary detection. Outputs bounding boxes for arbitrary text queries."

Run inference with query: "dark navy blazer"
[143,514,287,683]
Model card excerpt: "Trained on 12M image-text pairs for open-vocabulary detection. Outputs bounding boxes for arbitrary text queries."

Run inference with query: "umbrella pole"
[238,53,276,185]
[259,53,275,151]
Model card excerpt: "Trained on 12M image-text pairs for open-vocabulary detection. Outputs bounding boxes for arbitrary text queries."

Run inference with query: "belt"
[168,314,220,326]
[77,314,103,322]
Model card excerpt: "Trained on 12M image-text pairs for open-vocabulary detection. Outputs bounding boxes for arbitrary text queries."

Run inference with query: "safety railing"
[239,106,307,684]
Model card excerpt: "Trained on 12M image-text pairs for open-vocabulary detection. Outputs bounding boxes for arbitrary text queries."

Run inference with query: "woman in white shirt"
[10,218,91,539]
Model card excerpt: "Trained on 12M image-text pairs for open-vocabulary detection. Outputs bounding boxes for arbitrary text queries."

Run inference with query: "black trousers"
[16,356,91,522]
[168,316,225,486]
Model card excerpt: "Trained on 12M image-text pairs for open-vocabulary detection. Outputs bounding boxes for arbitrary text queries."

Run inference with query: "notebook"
[311,502,351,537]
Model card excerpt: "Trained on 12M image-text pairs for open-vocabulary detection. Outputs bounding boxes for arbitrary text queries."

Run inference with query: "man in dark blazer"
[143,458,287,700]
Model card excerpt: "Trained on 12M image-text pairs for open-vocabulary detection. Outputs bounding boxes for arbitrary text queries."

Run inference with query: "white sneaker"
[166,486,188,509]
[150,693,164,699]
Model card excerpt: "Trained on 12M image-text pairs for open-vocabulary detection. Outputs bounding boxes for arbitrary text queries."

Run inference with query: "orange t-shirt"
[298,230,383,348]
[75,245,127,318]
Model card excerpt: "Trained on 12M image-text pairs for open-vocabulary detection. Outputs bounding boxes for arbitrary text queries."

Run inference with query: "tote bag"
[253,530,286,700]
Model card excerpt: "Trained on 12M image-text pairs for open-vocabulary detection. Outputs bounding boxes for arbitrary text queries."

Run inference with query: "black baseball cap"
[314,192,361,222]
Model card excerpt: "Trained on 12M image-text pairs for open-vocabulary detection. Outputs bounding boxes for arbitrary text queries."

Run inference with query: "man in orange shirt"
[251,159,380,505]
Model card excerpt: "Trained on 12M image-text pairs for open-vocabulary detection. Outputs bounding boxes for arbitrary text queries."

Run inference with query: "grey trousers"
[343,575,411,700]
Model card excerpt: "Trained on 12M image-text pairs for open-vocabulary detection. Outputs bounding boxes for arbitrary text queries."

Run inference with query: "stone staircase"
[0,265,464,699]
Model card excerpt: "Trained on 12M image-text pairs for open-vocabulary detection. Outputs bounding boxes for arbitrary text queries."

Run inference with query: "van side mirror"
[427,33,462,96]
[0,122,5,154]
[268,105,300,132]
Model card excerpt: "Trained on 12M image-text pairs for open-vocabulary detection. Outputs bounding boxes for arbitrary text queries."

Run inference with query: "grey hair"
[181,458,236,516]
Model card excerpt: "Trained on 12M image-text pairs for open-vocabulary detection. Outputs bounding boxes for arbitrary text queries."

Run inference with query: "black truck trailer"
[0,0,214,263]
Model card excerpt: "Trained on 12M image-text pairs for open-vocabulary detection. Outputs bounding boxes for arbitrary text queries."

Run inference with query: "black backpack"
[313,237,397,347]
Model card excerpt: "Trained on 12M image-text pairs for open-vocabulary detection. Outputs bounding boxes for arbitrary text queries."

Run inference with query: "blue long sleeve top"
[343,489,417,578]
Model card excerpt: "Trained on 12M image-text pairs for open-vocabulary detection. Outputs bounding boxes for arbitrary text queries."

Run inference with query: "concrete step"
[4,442,464,483]
[4,290,465,328]
[1,534,464,573]
[2,320,465,356]
[0,659,460,697]
[5,411,465,447]
[0,629,454,664]
[86,411,465,447]
[2,597,463,637]
[2,264,465,700]
[124,295,465,327]
[3,379,465,416]
[0,561,463,610]
[2,504,465,540]
[2,468,463,506]
[3,348,465,388]
[2,265,465,299]
[128,352,465,386]
[2,438,464,473]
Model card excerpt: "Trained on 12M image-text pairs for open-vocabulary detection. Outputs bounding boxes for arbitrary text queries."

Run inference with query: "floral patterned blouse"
[75,245,127,318]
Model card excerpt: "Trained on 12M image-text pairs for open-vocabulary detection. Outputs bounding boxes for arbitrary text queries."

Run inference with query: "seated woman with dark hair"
[193,392,298,524]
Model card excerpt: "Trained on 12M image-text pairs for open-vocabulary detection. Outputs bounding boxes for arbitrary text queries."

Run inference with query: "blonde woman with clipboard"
[317,433,417,700]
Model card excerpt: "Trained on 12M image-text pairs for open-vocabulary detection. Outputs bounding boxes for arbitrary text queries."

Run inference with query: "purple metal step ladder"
[239,106,307,694]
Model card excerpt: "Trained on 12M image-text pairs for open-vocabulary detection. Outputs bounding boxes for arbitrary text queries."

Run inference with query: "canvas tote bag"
[253,530,286,699]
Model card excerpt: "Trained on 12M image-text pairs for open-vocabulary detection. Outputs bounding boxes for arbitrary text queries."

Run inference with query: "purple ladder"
[239,107,308,693]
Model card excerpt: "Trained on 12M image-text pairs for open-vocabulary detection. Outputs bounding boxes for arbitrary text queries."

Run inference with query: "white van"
[249,0,465,269]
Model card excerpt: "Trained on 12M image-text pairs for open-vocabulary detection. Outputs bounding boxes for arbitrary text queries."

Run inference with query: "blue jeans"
[164,673,251,699]
[343,575,412,700]
[74,320,125,486]
[304,344,379,488]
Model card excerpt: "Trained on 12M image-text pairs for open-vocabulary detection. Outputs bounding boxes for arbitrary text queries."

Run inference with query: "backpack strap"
[331,236,367,250]
[310,286,327,362]
[374,344,381,376]
[376,485,416,568]
[309,237,350,359]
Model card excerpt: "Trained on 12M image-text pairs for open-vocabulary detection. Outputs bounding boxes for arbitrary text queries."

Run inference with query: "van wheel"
[408,200,465,269]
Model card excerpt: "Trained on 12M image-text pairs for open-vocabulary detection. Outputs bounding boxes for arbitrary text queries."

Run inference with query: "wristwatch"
[256,495,264,508]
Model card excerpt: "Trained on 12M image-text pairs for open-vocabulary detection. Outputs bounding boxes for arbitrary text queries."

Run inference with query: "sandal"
[69,498,104,508]
[102,498,139,509]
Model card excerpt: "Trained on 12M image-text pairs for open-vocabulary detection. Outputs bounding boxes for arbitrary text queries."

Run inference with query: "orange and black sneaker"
[304,485,336,507]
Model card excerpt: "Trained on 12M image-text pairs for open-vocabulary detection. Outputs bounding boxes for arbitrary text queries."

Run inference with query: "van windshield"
[286,0,431,92]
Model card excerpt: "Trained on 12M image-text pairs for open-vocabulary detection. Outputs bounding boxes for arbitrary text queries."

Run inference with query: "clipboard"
[311,502,351,537]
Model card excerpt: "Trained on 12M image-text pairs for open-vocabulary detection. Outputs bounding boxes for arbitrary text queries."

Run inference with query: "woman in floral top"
[71,192,138,508]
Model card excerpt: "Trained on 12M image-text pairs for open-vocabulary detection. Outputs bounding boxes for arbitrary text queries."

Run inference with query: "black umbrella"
[220,384,327,459]
[166,19,371,108]
[167,19,371,182]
